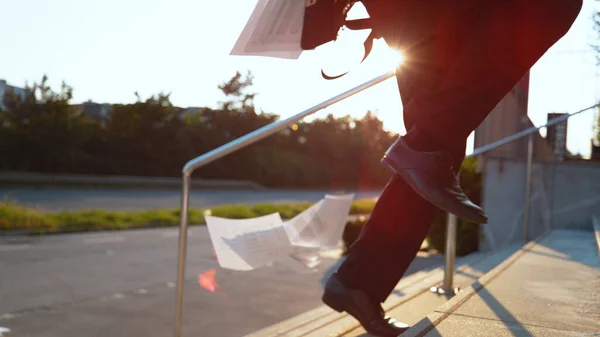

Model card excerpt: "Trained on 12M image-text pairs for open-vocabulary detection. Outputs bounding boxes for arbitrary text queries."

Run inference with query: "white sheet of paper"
[205,194,354,271]
[317,194,355,249]
[284,194,355,250]
[206,213,294,271]
[277,245,323,272]
[283,199,323,247]
[230,0,305,59]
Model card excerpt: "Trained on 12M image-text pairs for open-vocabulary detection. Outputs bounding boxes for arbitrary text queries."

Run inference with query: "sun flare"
[381,48,405,70]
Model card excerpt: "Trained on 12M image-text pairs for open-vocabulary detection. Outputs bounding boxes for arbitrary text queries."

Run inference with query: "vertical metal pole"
[523,134,534,242]
[442,212,457,291]
[174,173,191,337]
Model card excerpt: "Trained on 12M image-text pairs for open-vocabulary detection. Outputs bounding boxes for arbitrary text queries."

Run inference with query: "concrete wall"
[479,157,600,252]
[473,72,557,171]
[474,74,531,160]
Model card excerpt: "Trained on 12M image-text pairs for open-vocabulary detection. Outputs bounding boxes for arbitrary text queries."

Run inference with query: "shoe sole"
[381,155,488,225]
[322,291,409,337]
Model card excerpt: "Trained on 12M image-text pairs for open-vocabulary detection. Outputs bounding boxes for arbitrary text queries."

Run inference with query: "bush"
[425,212,480,256]
[340,213,480,257]
[342,216,369,254]
[350,199,378,215]
[426,157,482,256]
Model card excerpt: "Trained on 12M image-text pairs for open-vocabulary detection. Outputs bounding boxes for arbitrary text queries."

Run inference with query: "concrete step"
[244,242,524,337]
[403,228,600,337]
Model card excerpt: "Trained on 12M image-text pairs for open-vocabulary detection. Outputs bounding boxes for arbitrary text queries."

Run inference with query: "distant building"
[0,79,27,110]
[176,107,211,121]
[545,113,568,161]
[72,100,112,121]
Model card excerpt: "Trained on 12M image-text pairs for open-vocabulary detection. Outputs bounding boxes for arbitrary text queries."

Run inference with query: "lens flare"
[199,269,219,293]
[384,48,405,69]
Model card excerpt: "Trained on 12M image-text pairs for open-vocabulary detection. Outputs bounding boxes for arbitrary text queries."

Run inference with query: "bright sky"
[1,0,599,157]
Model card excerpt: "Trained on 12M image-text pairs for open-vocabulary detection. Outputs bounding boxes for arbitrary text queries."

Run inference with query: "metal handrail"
[435,101,600,295]
[182,71,396,174]
[173,68,600,336]
[174,70,395,337]
[467,103,597,159]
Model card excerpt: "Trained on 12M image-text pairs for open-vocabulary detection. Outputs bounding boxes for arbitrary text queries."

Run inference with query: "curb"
[0,172,266,191]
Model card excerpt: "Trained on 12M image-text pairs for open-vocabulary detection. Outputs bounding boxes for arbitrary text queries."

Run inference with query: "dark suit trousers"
[335,0,582,303]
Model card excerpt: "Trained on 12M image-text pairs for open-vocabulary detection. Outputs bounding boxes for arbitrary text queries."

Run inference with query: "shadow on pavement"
[476,285,534,337]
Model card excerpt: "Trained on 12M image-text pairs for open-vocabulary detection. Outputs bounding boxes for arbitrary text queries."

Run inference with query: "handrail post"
[442,212,458,291]
[430,211,459,296]
[174,173,191,337]
[431,170,460,296]
[523,133,534,242]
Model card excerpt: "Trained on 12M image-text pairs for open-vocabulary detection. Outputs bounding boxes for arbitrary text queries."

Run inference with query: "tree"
[0,71,400,188]
[105,92,184,175]
[0,75,99,172]
[217,70,257,113]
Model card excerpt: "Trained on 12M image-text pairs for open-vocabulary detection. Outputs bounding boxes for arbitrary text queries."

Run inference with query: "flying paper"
[284,194,354,250]
[230,0,305,59]
[206,213,294,271]
[205,194,354,271]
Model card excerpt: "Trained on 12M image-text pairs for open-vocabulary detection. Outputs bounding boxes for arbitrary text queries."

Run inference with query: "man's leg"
[381,0,582,224]
[321,12,464,337]
[332,5,460,295]
[403,0,583,152]
[334,176,439,301]
[321,181,439,336]
[320,1,582,336]
[322,102,466,336]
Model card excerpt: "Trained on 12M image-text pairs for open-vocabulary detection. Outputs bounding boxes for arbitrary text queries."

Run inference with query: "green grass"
[0,201,58,232]
[0,199,377,235]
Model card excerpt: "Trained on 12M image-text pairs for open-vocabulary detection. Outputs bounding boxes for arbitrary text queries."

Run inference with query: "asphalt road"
[0,228,444,337]
[0,187,382,213]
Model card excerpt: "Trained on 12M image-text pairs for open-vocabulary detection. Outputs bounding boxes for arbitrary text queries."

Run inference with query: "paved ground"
[0,227,444,337]
[243,238,526,337]
[243,229,600,337]
[0,187,381,213]
[407,229,600,337]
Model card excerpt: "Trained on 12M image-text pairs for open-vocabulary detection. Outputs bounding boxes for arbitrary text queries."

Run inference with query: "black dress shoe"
[381,137,488,224]
[322,273,409,337]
